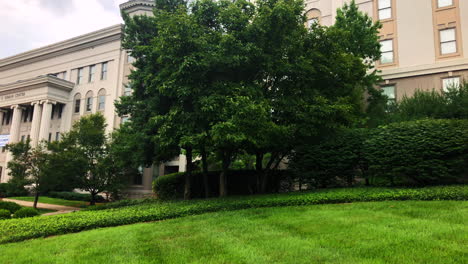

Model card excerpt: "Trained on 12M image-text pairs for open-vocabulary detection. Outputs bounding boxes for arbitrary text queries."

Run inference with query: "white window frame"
[98,95,106,110]
[88,65,96,83]
[86,97,93,112]
[382,85,396,104]
[77,68,84,84]
[378,0,392,20]
[440,28,457,55]
[101,62,108,80]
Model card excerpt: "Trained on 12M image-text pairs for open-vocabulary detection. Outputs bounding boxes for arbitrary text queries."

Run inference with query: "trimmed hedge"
[12,208,39,219]
[0,183,28,198]
[0,185,466,244]
[153,170,288,200]
[0,201,22,214]
[365,119,468,185]
[0,209,10,220]
[47,192,105,202]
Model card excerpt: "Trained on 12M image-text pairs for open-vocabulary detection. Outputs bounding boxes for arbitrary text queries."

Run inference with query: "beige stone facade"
[306,0,468,99]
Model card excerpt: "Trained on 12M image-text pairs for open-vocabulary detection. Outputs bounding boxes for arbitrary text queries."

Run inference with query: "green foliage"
[12,207,39,219]
[0,209,10,220]
[0,186,466,244]
[0,201,21,214]
[290,129,369,188]
[48,192,104,202]
[365,119,468,185]
[0,183,28,198]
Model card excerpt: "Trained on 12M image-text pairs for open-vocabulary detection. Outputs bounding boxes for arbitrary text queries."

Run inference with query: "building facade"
[306,0,468,101]
[0,0,467,192]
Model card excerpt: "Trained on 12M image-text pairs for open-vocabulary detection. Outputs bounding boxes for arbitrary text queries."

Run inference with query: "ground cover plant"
[0,201,466,264]
[8,197,88,208]
[0,185,466,244]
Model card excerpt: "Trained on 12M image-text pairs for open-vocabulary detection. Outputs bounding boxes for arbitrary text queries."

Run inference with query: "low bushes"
[0,201,22,214]
[0,185,466,244]
[0,209,11,220]
[0,183,28,198]
[47,192,105,202]
[12,208,39,219]
[153,170,288,200]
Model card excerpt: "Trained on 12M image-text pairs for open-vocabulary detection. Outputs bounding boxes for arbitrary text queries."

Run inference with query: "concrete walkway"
[2,198,81,216]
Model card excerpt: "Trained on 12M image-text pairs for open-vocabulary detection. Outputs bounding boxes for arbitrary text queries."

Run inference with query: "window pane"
[89,65,95,82]
[379,0,391,9]
[382,86,395,99]
[98,95,105,110]
[441,42,456,54]
[380,40,393,52]
[307,18,318,28]
[443,77,460,92]
[378,8,391,20]
[438,0,453,8]
[381,52,394,64]
[75,99,80,113]
[440,28,456,42]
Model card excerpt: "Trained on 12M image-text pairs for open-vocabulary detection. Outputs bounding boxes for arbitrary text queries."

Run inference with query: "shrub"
[290,129,369,188]
[0,186,466,244]
[12,207,39,219]
[365,119,468,186]
[0,209,11,220]
[0,183,28,198]
[153,170,288,200]
[47,191,105,202]
[0,201,22,214]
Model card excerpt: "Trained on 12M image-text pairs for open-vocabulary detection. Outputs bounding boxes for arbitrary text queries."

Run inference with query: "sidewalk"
[2,198,81,216]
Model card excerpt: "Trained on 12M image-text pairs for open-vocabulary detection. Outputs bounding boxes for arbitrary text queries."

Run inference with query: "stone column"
[4,105,24,183]
[30,102,43,146]
[9,105,23,143]
[38,101,53,142]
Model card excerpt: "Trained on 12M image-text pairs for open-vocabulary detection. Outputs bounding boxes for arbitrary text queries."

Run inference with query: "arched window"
[305,9,321,28]
[74,93,81,114]
[98,88,106,111]
[85,91,94,112]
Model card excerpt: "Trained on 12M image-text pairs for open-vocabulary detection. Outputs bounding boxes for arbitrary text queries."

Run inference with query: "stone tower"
[120,0,156,17]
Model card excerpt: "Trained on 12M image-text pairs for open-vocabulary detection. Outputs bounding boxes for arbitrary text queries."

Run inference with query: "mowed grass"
[0,201,466,264]
[9,197,87,207]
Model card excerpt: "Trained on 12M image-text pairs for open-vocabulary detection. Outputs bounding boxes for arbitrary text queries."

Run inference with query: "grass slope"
[9,197,87,207]
[0,186,466,245]
[0,201,466,264]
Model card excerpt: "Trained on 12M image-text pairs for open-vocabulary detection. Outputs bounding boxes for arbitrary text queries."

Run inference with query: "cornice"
[0,75,75,93]
[380,58,468,80]
[0,24,123,70]
[120,0,156,10]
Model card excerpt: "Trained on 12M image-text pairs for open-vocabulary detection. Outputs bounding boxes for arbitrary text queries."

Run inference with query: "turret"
[120,0,156,17]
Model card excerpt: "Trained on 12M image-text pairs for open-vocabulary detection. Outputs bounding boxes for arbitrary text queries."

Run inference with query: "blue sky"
[0,0,128,59]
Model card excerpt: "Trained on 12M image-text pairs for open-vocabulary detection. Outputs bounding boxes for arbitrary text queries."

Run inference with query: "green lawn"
[8,197,87,207]
[35,208,56,215]
[0,201,466,264]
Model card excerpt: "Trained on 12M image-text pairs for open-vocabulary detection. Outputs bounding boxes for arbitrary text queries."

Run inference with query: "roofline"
[0,24,123,69]
[119,0,156,10]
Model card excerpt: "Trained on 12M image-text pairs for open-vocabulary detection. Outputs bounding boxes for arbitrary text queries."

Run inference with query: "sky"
[0,0,129,59]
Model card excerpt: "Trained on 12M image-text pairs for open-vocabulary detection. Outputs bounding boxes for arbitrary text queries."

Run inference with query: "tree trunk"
[90,192,96,206]
[33,191,40,209]
[255,152,263,193]
[219,152,230,197]
[201,146,210,198]
[184,147,193,200]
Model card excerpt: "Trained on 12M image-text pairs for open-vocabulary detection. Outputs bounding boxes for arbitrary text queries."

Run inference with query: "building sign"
[0,92,26,102]
[0,135,10,147]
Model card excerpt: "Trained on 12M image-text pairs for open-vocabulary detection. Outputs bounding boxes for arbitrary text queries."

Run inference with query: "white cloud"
[0,0,129,59]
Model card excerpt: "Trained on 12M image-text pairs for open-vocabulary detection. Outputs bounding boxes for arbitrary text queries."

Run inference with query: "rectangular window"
[380,39,394,64]
[442,77,460,92]
[124,85,132,96]
[56,132,60,141]
[88,65,96,82]
[440,28,457,55]
[378,0,392,20]
[48,133,52,142]
[101,62,108,80]
[58,104,63,119]
[74,99,81,113]
[98,95,106,110]
[127,54,135,63]
[86,97,93,112]
[382,85,396,104]
[51,105,55,120]
[438,0,453,8]
[77,68,84,84]
[21,135,25,142]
